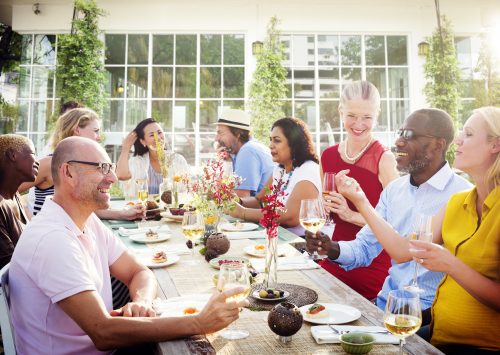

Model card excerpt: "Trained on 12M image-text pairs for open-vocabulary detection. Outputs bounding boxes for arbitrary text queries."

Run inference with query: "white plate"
[209,256,250,269]
[136,252,180,268]
[243,244,286,258]
[160,212,184,222]
[155,301,207,317]
[221,222,259,232]
[251,289,290,302]
[129,233,171,243]
[299,303,361,325]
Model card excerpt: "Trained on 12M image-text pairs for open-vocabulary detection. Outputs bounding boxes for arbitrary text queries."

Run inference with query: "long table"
[106,217,443,355]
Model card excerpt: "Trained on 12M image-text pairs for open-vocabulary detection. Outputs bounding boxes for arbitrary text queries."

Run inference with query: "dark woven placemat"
[247,283,318,311]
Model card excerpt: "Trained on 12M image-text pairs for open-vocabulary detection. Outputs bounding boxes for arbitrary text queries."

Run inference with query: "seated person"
[0,134,39,268]
[18,107,145,220]
[306,109,472,310]
[215,109,275,197]
[229,117,321,236]
[9,137,248,354]
[335,107,500,354]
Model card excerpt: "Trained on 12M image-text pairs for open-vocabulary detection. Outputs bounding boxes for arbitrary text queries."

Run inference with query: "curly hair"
[272,117,319,168]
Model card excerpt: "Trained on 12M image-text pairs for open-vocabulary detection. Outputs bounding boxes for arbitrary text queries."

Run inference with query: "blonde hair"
[0,134,32,170]
[339,80,381,110]
[474,106,500,188]
[50,108,99,150]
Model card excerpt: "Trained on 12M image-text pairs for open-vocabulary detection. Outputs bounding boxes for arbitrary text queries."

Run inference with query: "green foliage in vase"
[56,0,106,113]
[248,16,288,144]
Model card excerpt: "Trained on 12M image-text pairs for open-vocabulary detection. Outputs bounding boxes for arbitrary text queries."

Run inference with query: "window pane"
[32,67,55,98]
[176,35,197,65]
[281,35,291,66]
[366,68,387,97]
[365,35,385,65]
[320,133,341,153]
[455,37,472,68]
[378,99,389,131]
[200,67,221,98]
[387,36,407,65]
[28,133,47,156]
[340,35,361,65]
[200,100,221,131]
[175,67,196,98]
[200,133,216,159]
[224,34,244,65]
[128,34,149,65]
[151,100,172,131]
[17,100,29,131]
[105,67,125,98]
[33,35,56,65]
[152,67,173,98]
[320,100,340,132]
[319,67,339,98]
[30,100,52,132]
[293,35,314,66]
[224,67,244,98]
[21,35,32,64]
[285,68,292,98]
[174,133,196,165]
[389,100,409,131]
[173,101,195,131]
[318,35,338,65]
[103,100,124,131]
[105,34,126,65]
[201,34,221,65]
[282,100,292,117]
[341,67,361,84]
[223,100,244,110]
[19,67,31,98]
[127,67,148,98]
[388,68,409,98]
[294,68,315,98]
[153,35,173,65]
[294,101,316,130]
[125,100,147,131]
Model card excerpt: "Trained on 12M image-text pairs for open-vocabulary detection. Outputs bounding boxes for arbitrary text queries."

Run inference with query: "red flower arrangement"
[259,170,288,239]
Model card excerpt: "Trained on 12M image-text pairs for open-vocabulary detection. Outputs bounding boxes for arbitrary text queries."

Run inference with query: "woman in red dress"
[320,81,399,300]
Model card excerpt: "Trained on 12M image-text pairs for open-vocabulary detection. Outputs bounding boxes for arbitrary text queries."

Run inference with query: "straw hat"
[215,109,251,131]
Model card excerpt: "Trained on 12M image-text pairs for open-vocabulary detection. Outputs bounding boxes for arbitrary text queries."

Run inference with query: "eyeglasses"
[396,129,437,141]
[67,160,116,175]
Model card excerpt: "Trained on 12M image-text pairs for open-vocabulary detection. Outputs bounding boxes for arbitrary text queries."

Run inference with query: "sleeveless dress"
[33,185,55,216]
[319,141,392,300]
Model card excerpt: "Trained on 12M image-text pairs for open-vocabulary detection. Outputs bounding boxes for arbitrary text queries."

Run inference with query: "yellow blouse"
[431,186,500,349]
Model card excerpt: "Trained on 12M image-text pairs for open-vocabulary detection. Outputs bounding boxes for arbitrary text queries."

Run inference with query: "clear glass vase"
[159,178,175,209]
[264,234,278,289]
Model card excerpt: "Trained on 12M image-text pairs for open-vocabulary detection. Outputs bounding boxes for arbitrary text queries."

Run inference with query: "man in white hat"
[215,109,274,197]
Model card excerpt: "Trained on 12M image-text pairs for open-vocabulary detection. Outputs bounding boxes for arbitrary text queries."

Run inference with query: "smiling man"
[9,137,247,355]
[306,108,472,310]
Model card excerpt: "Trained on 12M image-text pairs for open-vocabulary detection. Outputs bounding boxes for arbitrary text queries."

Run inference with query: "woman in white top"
[116,118,188,196]
[229,117,321,235]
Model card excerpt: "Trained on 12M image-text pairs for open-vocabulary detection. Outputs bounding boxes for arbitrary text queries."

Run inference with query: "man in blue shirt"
[215,109,274,197]
[306,108,472,310]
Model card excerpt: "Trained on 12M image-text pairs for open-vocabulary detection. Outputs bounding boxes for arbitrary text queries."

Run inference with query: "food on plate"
[183,307,200,316]
[146,200,158,210]
[254,244,266,254]
[218,259,243,267]
[258,288,285,299]
[126,201,136,207]
[145,229,159,239]
[152,251,167,263]
[169,204,195,216]
[306,303,328,318]
[233,220,243,229]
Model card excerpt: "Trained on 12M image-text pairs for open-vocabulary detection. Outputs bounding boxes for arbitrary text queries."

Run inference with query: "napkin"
[225,229,267,240]
[311,325,399,344]
[118,225,170,237]
[251,256,320,272]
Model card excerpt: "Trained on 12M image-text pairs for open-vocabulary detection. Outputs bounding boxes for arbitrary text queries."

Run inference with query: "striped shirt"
[33,185,55,215]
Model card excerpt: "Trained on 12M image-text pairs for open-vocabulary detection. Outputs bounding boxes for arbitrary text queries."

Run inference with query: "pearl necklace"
[343,137,373,162]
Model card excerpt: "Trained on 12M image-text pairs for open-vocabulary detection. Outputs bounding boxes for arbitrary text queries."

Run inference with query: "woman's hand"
[323,191,355,223]
[409,240,456,274]
[123,131,137,151]
[335,170,367,207]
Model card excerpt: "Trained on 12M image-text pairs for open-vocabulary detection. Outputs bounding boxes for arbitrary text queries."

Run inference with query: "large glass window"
[281,34,409,152]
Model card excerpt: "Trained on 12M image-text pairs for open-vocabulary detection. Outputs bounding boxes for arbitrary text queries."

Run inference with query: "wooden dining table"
[105,214,444,355]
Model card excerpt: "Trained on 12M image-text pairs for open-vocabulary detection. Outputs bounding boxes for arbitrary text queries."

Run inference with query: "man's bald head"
[51,137,106,186]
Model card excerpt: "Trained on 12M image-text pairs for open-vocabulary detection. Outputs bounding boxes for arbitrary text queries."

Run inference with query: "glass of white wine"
[322,172,336,225]
[217,262,251,340]
[182,211,205,264]
[405,214,433,293]
[384,289,422,355]
[135,178,148,222]
[300,198,327,260]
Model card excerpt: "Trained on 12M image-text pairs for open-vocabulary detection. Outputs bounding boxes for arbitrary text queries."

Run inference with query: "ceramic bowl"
[339,332,375,355]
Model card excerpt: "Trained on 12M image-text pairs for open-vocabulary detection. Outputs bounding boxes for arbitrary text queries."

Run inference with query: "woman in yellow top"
[332,106,499,354]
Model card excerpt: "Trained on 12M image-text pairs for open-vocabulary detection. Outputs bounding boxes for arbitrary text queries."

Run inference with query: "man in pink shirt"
[9,137,247,355]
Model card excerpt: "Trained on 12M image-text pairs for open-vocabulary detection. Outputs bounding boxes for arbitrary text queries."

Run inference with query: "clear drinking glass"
[135,178,149,222]
[300,198,327,260]
[181,211,205,264]
[405,214,433,293]
[217,262,251,340]
[322,172,336,225]
[384,289,422,355]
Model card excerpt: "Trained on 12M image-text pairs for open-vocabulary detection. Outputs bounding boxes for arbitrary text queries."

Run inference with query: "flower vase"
[159,178,174,209]
[264,234,278,289]
[204,210,221,236]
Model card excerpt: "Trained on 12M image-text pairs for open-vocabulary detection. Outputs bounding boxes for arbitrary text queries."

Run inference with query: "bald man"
[9,137,247,355]
[0,134,39,269]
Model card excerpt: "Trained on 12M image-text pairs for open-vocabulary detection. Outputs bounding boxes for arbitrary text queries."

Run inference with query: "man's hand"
[110,301,156,317]
[121,203,146,220]
[195,287,249,334]
[305,230,333,256]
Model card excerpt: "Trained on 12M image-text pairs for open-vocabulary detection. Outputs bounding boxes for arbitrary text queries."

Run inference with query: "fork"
[328,324,389,335]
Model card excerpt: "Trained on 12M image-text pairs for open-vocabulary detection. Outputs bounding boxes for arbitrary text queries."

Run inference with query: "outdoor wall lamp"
[33,3,41,15]
[418,41,430,57]
[116,81,124,94]
[252,41,263,56]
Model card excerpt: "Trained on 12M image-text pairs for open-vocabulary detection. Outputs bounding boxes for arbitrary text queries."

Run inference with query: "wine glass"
[300,198,327,260]
[384,289,422,355]
[322,172,335,225]
[217,262,251,340]
[135,178,149,222]
[405,214,433,293]
[181,211,205,264]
